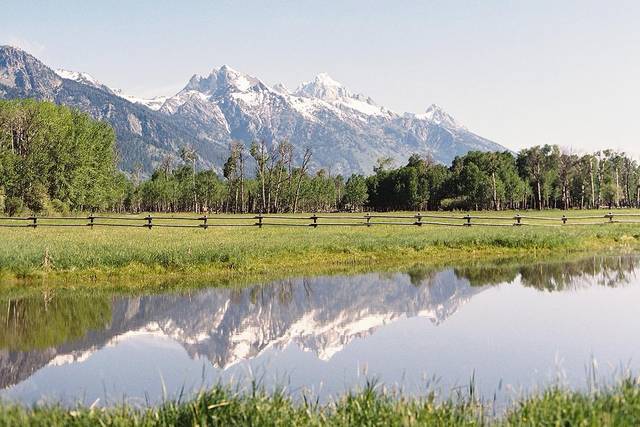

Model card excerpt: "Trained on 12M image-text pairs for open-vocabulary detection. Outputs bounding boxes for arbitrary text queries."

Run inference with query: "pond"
[1,254,639,407]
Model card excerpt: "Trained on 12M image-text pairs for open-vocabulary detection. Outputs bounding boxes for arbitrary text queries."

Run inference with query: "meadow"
[2,378,640,426]
[1,209,640,289]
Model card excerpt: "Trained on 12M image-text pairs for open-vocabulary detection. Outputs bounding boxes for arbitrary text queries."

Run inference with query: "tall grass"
[2,378,640,426]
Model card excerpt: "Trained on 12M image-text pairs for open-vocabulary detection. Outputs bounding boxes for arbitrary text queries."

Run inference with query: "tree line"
[2,99,639,216]
[366,146,640,211]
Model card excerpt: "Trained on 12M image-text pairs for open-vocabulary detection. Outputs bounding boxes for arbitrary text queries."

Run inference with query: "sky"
[3,0,640,155]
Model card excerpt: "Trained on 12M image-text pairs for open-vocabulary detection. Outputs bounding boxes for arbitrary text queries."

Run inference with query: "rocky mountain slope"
[0,46,228,172]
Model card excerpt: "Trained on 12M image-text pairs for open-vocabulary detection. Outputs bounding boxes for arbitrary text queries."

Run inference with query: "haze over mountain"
[0,45,507,175]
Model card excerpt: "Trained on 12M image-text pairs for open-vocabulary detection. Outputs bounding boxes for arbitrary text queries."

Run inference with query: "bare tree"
[293,148,312,213]
[180,145,198,212]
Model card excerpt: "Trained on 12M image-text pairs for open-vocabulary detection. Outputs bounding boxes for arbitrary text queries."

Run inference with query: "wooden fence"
[2,212,640,229]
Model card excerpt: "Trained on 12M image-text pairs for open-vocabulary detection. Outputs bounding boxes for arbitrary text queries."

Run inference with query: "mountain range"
[0,45,507,175]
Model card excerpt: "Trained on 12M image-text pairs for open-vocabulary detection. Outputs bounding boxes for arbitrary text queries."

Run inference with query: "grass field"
[2,378,640,426]
[1,209,640,289]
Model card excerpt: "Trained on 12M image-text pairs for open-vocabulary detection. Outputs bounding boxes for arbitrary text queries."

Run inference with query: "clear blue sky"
[4,0,640,155]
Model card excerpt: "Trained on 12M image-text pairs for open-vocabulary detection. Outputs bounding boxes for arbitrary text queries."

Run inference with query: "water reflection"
[1,254,638,404]
[454,254,638,289]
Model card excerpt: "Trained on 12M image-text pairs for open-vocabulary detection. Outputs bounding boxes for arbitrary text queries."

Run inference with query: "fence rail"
[2,212,640,229]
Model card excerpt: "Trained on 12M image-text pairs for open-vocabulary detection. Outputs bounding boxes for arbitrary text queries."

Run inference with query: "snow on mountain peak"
[218,64,236,72]
[291,72,392,117]
[216,66,257,92]
[55,68,167,110]
[416,104,462,128]
[184,65,261,95]
[55,69,112,93]
[214,64,242,82]
[272,82,289,94]
[55,69,96,84]
[314,72,343,87]
[295,72,350,101]
[114,90,168,111]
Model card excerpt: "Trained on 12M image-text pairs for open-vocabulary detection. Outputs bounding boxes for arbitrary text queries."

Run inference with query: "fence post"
[30,215,37,229]
[514,214,522,226]
[88,214,95,229]
[257,213,263,228]
[311,214,318,228]
[415,212,422,226]
[562,215,567,225]
[608,212,614,223]
[201,215,208,229]
[365,213,371,227]
[145,215,153,229]
[464,214,472,227]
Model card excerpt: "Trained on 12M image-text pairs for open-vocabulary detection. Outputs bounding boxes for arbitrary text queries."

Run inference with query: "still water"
[1,254,639,406]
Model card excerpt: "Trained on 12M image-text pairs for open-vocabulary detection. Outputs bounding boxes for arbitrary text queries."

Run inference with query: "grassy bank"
[2,379,640,426]
[1,210,640,289]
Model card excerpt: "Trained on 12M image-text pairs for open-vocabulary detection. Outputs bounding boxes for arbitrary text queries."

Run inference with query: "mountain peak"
[417,104,461,128]
[214,65,258,91]
[0,45,62,96]
[272,82,289,94]
[313,72,343,87]
[294,72,353,101]
[217,64,238,74]
[1,45,22,54]
[184,65,259,94]
[55,69,108,91]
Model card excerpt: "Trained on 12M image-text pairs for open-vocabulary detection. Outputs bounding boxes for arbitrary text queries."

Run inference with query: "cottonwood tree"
[223,141,246,213]
[342,174,368,211]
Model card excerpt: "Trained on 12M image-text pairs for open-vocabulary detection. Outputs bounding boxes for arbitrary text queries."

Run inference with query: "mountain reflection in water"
[1,254,638,404]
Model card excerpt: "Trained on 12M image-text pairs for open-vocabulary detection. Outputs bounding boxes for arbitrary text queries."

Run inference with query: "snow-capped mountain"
[414,104,462,128]
[54,69,111,93]
[156,64,506,173]
[1,45,507,174]
[294,72,392,117]
[55,68,167,111]
[113,91,168,111]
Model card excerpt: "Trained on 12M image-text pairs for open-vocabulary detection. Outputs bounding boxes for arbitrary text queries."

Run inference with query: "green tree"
[0,99,120,214]
[342,174,368,211]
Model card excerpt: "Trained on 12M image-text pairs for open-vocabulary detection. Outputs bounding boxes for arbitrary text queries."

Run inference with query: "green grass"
[1,210,640,289]
[2,378,640,426]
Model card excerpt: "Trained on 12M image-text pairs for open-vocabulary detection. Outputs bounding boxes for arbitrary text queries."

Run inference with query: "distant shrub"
[49,199,70,216]
[4,197,24,217]
[440,197,468,211]
[24,182,49,214]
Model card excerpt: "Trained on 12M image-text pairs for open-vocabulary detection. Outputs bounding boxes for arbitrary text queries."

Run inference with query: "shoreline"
[1,234,638,293]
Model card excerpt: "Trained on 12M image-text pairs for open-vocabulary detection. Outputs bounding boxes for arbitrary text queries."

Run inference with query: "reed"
[2,377,640,426]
